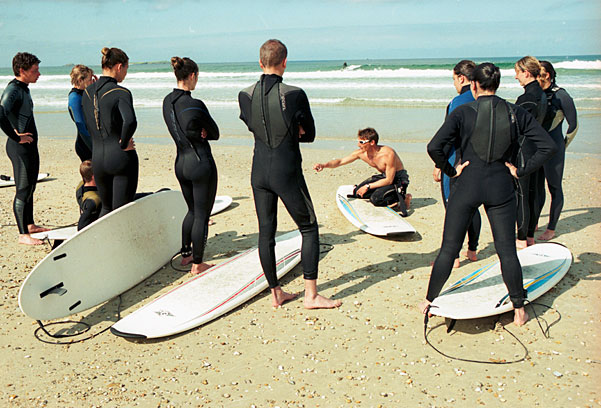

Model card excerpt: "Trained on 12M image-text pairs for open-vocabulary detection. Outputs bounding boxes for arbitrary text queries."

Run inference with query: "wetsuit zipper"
[487,100,494,163]
[259,77,271,146]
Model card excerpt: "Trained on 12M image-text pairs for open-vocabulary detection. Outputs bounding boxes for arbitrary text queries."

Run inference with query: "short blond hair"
[515,56,541,78]
[70,64,94,87]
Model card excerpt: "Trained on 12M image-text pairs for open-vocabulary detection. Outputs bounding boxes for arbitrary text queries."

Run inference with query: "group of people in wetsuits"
[1,43,577,318]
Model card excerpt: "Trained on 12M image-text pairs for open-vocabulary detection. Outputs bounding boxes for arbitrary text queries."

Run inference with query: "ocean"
[1,56,599,154]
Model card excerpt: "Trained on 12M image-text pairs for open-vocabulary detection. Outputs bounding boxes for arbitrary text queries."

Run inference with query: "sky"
[0,0,599,67]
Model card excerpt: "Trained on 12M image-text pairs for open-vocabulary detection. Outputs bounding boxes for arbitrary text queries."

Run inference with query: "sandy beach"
[0,138,599,407]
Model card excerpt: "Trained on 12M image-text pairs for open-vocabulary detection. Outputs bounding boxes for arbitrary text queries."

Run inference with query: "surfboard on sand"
[110,230,302,339]
[18,190,187,321]
[430,243,572,320]
[336,185,415,236]
[29,196,233,244]
[0,172,49,188]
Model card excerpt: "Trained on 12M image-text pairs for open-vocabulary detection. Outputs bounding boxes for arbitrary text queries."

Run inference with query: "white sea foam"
[554,60,601,70]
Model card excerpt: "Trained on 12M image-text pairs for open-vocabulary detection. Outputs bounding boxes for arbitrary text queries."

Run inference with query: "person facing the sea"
[536,61,578,241]
[82,47,138,217]
[76,160,101,230]
[421,62,557,326]
[313,127,412,216]
[432,59,480,267]
[238,39,341,309]
[68,65,97,161]
[163,56,220,275]
[514,56,548,249]
[1,52,49,245]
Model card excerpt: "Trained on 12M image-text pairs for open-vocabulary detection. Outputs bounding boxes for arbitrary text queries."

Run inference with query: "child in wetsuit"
[76,160,101,230]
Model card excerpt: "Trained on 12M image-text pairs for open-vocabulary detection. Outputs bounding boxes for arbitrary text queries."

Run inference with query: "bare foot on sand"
[19,234,44,245]
[516,239,528,249]
[271,286,298,308]
[181,255,193,266]
[464,249,478,262]
[304,294,341,309]
[538,229,555,241]
[208,219,215,226]
[404,193,412,210]
[527,237,535,246]
[191,262,214,275]
[418,299,432,316]
[513,307,529,326]
[28,224,49,233]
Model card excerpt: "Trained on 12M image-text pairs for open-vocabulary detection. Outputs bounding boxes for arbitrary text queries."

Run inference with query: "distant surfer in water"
[1,52,49,245]
[163,56,220,275]
[433,60,480,267]
[239,39,341,309]
[313,127,411,216]
[422,63,556,326]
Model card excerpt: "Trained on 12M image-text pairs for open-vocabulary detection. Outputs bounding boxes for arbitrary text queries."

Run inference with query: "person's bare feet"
[538,229,555,241]
[464,249,478,262]
[304,293,341,309]
[19,234,44,245]
[404,193,412,210]
[191,262,214,275]
[513,307,529,326]
[418,299,432,316]
[28,224,49,233]
[516,239,528,249]
[181,255,193,266]
[208,219,215,226]
[271,286,298,308]
[453,257,460,268]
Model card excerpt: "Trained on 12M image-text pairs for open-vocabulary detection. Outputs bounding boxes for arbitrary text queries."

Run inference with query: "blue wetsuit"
[68,88,93,161]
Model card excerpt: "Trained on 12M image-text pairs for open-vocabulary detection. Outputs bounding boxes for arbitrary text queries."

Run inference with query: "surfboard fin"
[40,282,67,298]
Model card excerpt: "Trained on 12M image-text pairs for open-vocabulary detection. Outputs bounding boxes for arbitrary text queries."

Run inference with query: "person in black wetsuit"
[1,52,49,245]
[239,39,341,309]
[69,65,97,161]
[163,56,220,275]
[536,61,578,241]
[75,160,101,230]
[514,56,548,249]
[82,47,138,217]
[421,63,556,326]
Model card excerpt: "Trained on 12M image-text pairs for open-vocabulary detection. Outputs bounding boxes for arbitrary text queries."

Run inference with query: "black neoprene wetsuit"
[76,181,101,230]
[427,95,556,308]
[1,79,40,234]
[539,84,578,231]
[515,80,547,241]
[353,169,410,216]
[163,89,219,264]
[239,73,318,288]
[81,76,138,216]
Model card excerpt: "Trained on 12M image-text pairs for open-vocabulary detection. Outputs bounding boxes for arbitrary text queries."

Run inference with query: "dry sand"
[0,138,599,407]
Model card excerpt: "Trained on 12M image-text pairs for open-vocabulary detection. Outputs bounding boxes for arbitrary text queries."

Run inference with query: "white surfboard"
[28,196,232,244]
[31,226,78,241]
[336,185,415,236]
[211,195,232,216]
[110,230,302,339]
[0,172,49,188]
[18,190,187,321]
[430,243,572,320]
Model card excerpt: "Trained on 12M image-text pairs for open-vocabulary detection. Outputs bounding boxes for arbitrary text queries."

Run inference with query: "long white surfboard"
[110,230,302,339]
[19,190,187,320]
[336,185,415,236]
[430,243,572,320]
[0,172,49,188]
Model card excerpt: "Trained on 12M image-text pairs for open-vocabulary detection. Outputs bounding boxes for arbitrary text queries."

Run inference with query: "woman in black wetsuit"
[536,61,578,241]
[163,57,219,275]
[82,47,138,217]
[1,52,49,245]
[421,63,556,326]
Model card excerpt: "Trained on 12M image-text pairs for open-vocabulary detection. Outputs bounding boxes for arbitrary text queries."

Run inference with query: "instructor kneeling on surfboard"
[420,63,556,326]
[313,127,412,216]
[238,39,340,309]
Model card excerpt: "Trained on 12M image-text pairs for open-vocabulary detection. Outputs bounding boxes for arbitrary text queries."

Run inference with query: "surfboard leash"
[169,251,192,272]
[33,295,123,345]
[320,242,334,254]
[525,300,561,339]
[422,305,529,364]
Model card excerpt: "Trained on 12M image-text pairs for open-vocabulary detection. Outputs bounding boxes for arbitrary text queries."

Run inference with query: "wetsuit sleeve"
[428,109,462,177]
[515,106,558,178]
[78,199,99,230]
[0,84,20,118]
[557,89,578,147]
[117,90,137,149]
[68,93,92,149]
[0,106,20,142]
[185,101,219,141]
[294,90,315,143]
[238,90,251,129]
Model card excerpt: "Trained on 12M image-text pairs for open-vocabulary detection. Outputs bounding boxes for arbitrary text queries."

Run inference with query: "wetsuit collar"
[10,78,29,89]
[70,87,83,95]
[460,84,471,95]
[523,80,541,92]
[260,74,282,95]
[96,76,118,86]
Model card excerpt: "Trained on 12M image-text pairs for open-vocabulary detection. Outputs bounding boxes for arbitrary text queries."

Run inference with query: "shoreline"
[0,139,599,407]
